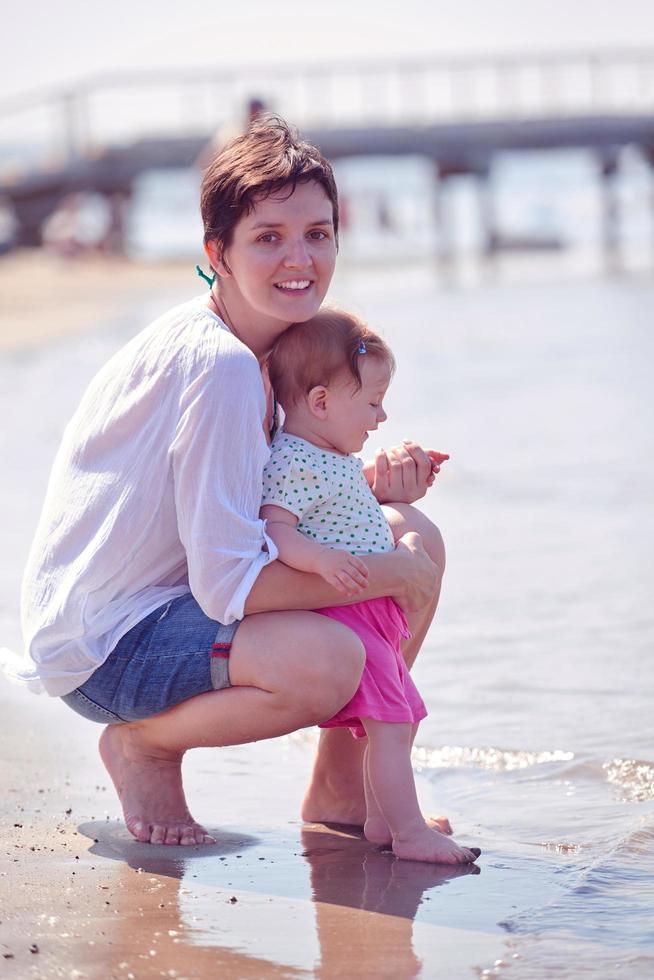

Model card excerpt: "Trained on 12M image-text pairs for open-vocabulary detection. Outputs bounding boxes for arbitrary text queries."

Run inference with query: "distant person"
[2,116,452,849]
[262,310,478,864]
[195,97,267,171]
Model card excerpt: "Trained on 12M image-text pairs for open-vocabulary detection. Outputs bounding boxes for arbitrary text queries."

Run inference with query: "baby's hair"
[267,308,395,411]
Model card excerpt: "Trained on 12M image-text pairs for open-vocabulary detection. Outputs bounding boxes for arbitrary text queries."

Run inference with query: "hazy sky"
[4,0,654,99]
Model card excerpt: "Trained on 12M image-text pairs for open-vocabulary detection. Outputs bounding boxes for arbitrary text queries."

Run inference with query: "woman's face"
[211,181,337,335]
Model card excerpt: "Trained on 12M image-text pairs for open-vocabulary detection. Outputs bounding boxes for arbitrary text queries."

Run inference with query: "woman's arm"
[244,531,437,616]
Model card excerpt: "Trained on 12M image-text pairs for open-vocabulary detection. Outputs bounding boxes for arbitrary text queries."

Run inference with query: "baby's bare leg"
[363,723,444,844]
[361,743,389,844]
[381,506,452,836]
[301,505,450,829]
[362,719,479,864]
[100,611,364,845]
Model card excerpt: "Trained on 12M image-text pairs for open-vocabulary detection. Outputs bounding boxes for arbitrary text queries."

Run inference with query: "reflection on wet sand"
[301,825,480,979]
[71,820,481,979]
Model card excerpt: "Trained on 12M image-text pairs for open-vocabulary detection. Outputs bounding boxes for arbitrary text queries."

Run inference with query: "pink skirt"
[316,596,427,739]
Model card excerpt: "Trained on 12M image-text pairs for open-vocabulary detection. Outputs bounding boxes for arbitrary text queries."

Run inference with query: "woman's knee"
[297,619,365,720]
[382,503,446,572]
[230,611,364,721]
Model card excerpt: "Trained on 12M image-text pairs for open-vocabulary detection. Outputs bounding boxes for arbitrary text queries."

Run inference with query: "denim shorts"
[60,593,240,724]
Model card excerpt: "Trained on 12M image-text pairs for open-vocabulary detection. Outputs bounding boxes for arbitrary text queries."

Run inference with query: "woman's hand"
[365,440,449,504]
[315,548,369,595]
[392,531,439,612]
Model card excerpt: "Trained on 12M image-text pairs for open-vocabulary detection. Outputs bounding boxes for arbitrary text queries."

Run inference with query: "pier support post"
[433,161,455,271]
[598,149,621,272]
[475,162,496,263]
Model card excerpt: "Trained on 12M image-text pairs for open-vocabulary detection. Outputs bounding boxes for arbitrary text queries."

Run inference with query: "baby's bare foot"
[99,724,215,846]
[392,825,480,865]
[364,814,393,845]
[364,813,453,846]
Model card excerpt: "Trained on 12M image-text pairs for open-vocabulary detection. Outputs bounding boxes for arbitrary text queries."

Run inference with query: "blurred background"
[1,0,654,272]
[2,3,654,977]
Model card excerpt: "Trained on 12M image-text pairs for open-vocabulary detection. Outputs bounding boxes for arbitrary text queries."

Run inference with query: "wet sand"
[0,682,505,980]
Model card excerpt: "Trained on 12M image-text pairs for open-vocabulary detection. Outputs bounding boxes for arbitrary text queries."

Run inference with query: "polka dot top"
[261,432,395,556]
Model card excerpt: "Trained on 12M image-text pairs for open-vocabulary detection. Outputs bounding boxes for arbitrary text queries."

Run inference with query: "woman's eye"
[307,230,328,240]
[258,233,278,243]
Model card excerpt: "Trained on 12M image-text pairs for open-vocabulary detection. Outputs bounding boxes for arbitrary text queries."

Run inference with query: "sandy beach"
[2,249,653,979]
[0,251,195,351]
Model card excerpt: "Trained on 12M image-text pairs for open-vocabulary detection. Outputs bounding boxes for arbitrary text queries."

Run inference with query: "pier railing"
[2,49,654,169]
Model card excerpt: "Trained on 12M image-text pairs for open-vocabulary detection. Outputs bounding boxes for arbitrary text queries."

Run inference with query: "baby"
[261,308,480,865]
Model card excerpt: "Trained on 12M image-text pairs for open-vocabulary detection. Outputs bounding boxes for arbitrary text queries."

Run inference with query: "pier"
[1,49,653,257]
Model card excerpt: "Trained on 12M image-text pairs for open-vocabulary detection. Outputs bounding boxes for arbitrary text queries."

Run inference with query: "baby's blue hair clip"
[358,340,367,354]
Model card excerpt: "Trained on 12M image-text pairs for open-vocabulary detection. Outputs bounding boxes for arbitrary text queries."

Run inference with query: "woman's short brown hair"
[200,114,339,259]
[267,308,395,412]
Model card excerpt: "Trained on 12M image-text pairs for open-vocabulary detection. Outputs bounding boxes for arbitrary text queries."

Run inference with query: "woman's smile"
[274,279,313,292]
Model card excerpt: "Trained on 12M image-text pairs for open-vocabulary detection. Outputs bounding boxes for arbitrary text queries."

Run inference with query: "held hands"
[368,440,450,505]
[315,547,369,595]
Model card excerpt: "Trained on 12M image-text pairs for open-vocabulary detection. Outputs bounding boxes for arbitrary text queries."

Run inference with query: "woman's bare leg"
[363,719,477,865]
[301,504,448,828]
[100,611,364,845]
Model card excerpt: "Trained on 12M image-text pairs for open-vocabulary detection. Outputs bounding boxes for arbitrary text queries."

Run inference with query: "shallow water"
[349,265,654,976]
[1,260,653,977]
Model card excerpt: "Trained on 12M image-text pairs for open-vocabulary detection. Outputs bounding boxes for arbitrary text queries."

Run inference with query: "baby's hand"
[315,548,369,595]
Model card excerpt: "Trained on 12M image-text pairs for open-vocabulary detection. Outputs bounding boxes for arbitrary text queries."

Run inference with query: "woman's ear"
[204,240,231,278]
[307,386,329,419]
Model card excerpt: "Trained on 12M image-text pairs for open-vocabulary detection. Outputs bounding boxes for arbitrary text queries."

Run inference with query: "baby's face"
[324,357,391,454]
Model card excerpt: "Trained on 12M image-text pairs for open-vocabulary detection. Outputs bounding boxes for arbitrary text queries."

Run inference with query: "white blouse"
[1,296,278,696]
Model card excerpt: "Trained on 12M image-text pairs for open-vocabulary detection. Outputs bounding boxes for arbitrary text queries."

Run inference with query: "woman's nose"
[377,406,387,423]
[283,237,311,268]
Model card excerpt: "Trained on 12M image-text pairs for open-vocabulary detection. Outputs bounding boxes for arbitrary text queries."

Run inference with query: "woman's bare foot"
[99,724,215,846]
[302,782,452,836]
[301,772,367,826]
[392,824,479,865]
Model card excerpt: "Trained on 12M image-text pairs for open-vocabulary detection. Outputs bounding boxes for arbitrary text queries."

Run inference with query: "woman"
[10,117,447,846]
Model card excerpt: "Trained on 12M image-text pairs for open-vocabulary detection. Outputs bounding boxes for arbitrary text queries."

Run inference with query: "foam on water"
[413,744,575,772]
[604,759,654,803]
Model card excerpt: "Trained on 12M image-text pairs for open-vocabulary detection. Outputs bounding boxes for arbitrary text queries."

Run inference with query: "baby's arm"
[261,504,369,595]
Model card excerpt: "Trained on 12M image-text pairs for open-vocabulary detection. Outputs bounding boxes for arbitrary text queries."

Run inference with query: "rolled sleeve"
[171,347,279,624]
